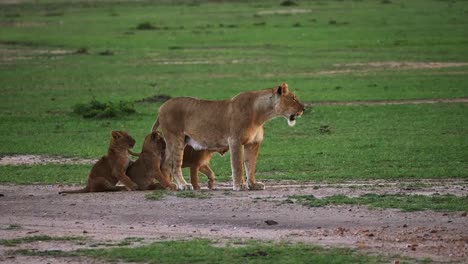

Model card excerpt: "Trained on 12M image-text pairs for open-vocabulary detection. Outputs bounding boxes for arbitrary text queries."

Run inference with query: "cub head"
[273,83,305,127]
[143,131,166,155]
[111,130,136,149]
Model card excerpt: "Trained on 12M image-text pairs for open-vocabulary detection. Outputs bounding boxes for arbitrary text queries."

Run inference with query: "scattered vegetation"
[291,194,468,212]
[136,22,157,30]
[280,0,298,6]
[0,235,85,247]
[72,99,136,119]
[175,190,212,199]
[14,239,385,263]
[145,190,168,201]
[5,224,22,230]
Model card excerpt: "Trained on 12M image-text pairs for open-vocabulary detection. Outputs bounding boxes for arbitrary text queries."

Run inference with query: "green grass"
[174,190,212,199]
[14,239,387,264]
[0,0,467,184]
[291,194,468,212]
[144,190,168,200]
[0,164,89,184]
[145,190,212,200]
[0,235,85,247]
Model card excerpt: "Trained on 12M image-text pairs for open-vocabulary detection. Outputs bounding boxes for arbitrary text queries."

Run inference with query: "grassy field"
[11,239,389,264]
[0,0,467,185]
[290,193,468,212]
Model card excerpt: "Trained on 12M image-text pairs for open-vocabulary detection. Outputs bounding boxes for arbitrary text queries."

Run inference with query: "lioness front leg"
[244,143,265,190]
[229,139,247,191]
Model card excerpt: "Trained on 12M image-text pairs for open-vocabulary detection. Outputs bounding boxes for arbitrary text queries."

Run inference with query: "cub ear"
[277,83,289,95]
[111,131,121,139]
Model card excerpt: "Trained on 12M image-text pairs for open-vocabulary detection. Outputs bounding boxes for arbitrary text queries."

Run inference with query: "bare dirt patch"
[0,155,95,166]
[1,180,467,263]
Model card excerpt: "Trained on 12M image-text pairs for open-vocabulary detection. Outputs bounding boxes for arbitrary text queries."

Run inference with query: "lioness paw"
[177,183,193,191]
[248,181,265,190]
[233,183,248,191]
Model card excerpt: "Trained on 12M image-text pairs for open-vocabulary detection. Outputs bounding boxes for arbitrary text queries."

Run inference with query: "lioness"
[126,131,177,190]
[59,131,139,194]
[152,83,305,191]
[183,145,228,190]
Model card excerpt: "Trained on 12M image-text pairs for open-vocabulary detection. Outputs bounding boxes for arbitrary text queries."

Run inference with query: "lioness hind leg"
[164,133,192,190]
[199,165,216,190]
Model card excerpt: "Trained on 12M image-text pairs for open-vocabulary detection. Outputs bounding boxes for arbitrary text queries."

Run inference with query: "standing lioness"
[152,83,305,191]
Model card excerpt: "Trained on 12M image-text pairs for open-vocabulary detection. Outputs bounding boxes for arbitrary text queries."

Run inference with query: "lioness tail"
[59,186,90,194]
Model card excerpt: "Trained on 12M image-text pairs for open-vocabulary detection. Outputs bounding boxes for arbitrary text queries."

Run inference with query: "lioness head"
[143,131,166,155]
[273,83,305,127]
[111,130,136,149]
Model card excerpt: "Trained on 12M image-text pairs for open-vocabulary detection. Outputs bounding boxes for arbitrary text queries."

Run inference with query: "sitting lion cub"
[126,131,177,190]
[59,131,139,194]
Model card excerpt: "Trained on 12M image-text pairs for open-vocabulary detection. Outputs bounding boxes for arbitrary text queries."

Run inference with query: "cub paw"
[166,183,177,191]
[208,181,216,190]
[233,183,248,191]
[248,181,265,190]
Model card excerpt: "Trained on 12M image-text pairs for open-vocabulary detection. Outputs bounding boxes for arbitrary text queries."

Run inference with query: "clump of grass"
[73,99,136,119]
[136,22,157,30]
[145,190,167,201]
[98,50,114,56]
[280,0,298,6]
[175,191,211,199]
[74,47,88,54]
[319,125,332,135]
[0,235,85,247]
[291,194,468,212]
[137,94,171,103]
[5,224,22,230]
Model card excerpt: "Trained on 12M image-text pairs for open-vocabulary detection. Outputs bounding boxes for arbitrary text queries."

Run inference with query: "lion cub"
[183,145,228,190]
[126,131,177,190]
[59,131,139,194]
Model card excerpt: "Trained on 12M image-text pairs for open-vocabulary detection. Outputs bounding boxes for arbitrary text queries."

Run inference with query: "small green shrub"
[73,99,136,119]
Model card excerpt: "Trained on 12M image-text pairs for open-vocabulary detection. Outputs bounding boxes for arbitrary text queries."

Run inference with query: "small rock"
[265,220,278,225]
[430,230,437,233]
[402,224,408,228]
[70,203,76,206]
[461,212,467,217]
[0,193,4,197]
[83,230,88,234]
[129,226,134,229]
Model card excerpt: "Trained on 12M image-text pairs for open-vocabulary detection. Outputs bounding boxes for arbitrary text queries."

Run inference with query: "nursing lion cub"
[152,83,305,191]
[126,131,177,190]
[59,131,139,194]
[183,145,228,190]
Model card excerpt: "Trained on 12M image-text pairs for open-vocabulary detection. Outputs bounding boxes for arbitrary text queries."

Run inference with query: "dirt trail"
[1,180,467,263]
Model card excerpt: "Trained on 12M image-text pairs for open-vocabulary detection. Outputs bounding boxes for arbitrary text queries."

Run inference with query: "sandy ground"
[1,180,467,263]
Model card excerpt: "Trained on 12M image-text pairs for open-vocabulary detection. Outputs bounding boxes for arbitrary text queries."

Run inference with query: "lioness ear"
[111,131,121,139]
[277,83,289,95]
[151,131,160,139]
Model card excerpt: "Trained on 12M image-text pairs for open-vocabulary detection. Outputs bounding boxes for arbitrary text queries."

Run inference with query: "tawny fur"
[152,83,305,191]
[59,131,139,194]
[182,145,228,190]
[126,131,177,191]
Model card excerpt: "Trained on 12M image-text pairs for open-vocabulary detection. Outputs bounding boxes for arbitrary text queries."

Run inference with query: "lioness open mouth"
[287,114,296,127]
